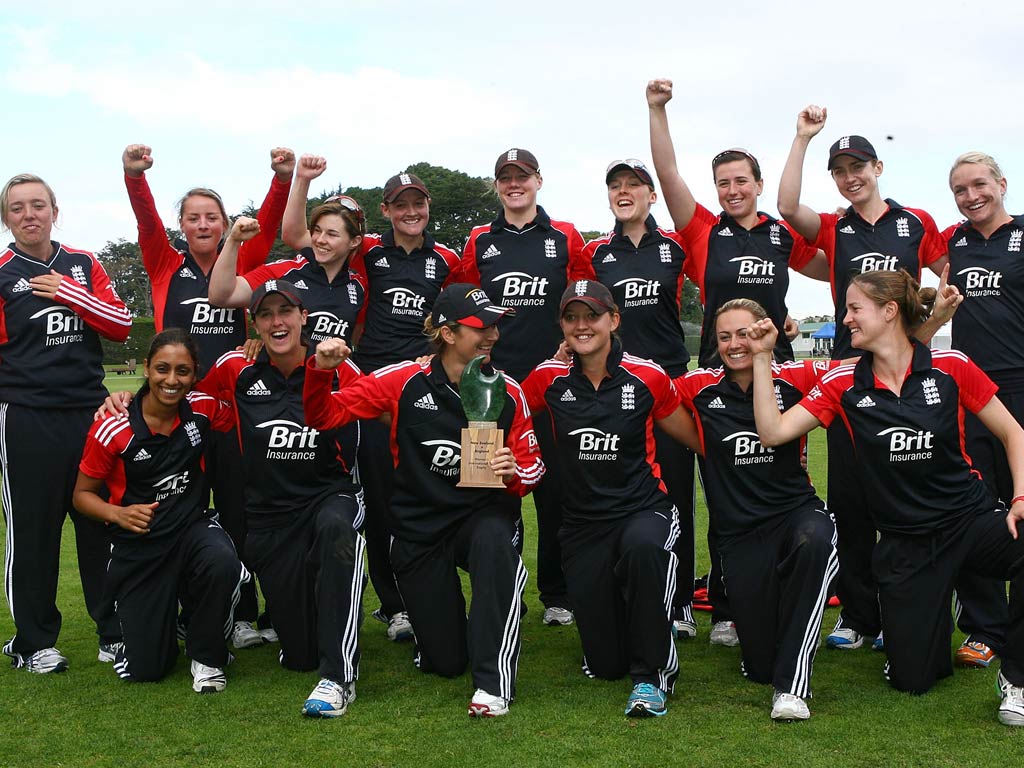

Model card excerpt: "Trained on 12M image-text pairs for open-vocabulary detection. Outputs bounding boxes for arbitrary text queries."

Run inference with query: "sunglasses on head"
[712,148,761,176]
[324,194,365,224]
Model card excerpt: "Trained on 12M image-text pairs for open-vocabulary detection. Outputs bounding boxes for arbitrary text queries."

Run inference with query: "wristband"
[1011,496,1024,506]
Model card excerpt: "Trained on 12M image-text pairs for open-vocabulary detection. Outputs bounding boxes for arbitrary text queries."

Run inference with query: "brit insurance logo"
[256,419,319,461]
[957,266,1002,297]
[30,306,85,347]
[852,252,899,272]
[492,271,548,307]
[383,287,426,317]
[729,255,776,284]
[179,297,238,334]
[422,438,461,477]
[879,426,933,462]
[154,470,191,502]
[569,427,620,461]
[613,277,660,308]
[308,310,351,342]
[722,431,774,466]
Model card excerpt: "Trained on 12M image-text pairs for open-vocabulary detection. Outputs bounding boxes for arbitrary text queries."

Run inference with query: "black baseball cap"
[383,172,430,203]
[560,280,615,314]
[495,148,540,176]
[827,135,878,170]
[605,158,655,188]
[431,283,513,329]
[250,279,303,317]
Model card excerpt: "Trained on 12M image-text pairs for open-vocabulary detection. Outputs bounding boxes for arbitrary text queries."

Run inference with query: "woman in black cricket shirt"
[304,283,545,719]
[646,78,826,646]
[521,280,699,719]
[74,330,246,694]
[749,269,1024,727]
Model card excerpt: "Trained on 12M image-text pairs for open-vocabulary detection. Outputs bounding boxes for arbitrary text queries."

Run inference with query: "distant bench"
[106,358,137,375]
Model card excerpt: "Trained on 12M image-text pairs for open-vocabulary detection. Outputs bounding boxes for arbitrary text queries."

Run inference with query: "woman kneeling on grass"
[304,284,544,718]
[749,270,1024,727]
[521,280,699,718]
[74,329,248,694]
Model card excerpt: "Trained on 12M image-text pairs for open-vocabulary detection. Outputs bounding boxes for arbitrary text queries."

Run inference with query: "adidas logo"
[11,278,30,293]
[482,244,501,260]
[246,379,272,396]
[954,236,968,247]
[856,395,875,408]
[601,253,616,263]
[133,448,152,462]
[414,393,438,410]
[708,397,725,409]
[718,227,734,237]
[293,280,308,289]
[374,257,390,269]
[179,267,197,279]
[560,389,576,402]
[840,225,855,234]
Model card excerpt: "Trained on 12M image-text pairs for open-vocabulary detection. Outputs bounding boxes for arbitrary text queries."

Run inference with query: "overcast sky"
[3,0,1020,315]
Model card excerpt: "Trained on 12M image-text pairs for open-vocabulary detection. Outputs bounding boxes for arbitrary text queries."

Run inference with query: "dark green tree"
[96,238,152,317]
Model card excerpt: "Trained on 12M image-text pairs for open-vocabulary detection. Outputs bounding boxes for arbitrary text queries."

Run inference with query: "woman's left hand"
[746,318,778,355]
[271,147,296,181]
[30,270,64,300]
[1007,499,1024,540]
[932,262,963,324]
[491,446,516,483]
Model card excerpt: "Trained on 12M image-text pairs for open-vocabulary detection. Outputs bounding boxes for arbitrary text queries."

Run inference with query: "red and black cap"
[827,135,878,170]
[250,278,303,317]
[431,283,513,329]
[559,280,615,315]
[605,158,655,188]
[495,148,540,177]
[383,172,431,203]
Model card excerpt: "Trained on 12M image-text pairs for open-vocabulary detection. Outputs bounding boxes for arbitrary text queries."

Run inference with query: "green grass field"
[0,390,1018,767]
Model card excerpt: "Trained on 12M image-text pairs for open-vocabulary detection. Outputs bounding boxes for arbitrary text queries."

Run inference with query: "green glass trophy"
[457,355,507,488]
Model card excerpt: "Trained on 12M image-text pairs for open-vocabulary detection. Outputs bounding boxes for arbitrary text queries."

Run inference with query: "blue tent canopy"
[811,322,835,339]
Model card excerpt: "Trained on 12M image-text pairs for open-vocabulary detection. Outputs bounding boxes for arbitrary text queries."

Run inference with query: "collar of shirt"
[128,382,194,438]
[491,205,553,234]
[569,336,625,384]
[611,214,659,244]
[853,337,931,392]
[381,228,436,254]
[842,198,903,226]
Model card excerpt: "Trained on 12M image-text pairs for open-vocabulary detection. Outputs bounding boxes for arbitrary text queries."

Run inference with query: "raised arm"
[749,318,823,445]
[282,154,327,250]
[208,217,262,306]
[647,78,698,231]
[777,105,827,241]
[913,263,962,345]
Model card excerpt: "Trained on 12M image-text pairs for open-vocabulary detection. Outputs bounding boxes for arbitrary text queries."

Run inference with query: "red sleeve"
[935,351,999,414]
[782,219,819,271]
[124,173,182,289]
[577,239,600,281]
[348,236,376,325]
[195,351,245,403]
[798,368,846,427]
[908,208,946,268]
[673,371,702,410]
[243,256,304,289]
[648,366,681,420]
[502,379,545,497]
[436,244,463,289]
[521,363,562,413]
[678,203,717,300]
[79,421,118,480]
[54,253,132,342]
[187,391,236,432]
[453,228,486,286]
[776,359,841,395]
[811,212,838,265]
[236,176,292,273]
[303,358,406,429]
[564,224,587,282]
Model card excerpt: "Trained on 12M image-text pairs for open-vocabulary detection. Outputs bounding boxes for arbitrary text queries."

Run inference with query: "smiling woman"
[0,172,132,674]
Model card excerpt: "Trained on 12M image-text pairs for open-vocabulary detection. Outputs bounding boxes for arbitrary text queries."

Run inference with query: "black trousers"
[390,508,525,701]
[0,403,118,655]
[247,494,365,684]
[696,457,732,624]
[205,428,258,623]
[720,504,837,697]
[876,508,1024,693]
[358,418,405,618]
[532,415,569,609]
[109,518,246,681]
[561,508,679,691]
[655,427,695,618]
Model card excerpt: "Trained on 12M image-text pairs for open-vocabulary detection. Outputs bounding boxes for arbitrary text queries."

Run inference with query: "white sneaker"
[826,627,864,650]
[259,626,279,644]
[98,642,124,663]
[673,618,698,639]
[302,677,350,718]
[191,660,227,693]
[232,621,264,649]
[710,621,740,647]
[998,671,1024,726]
[771,691,811,721]
[542,606,574,626]
[387,612,414,642]
[468,688,509,717]
[9,647,68,674]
